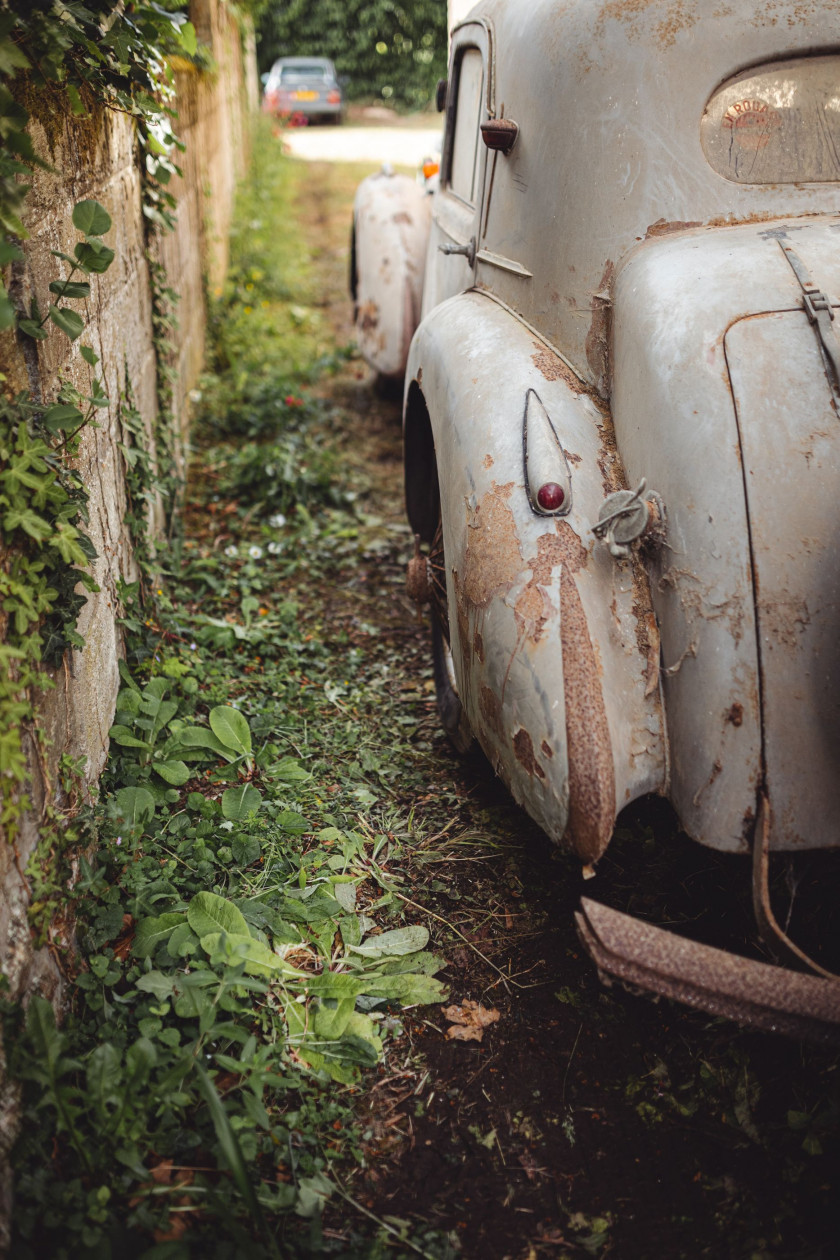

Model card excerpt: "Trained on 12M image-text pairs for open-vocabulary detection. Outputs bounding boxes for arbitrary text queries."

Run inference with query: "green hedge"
[257,0,448,111]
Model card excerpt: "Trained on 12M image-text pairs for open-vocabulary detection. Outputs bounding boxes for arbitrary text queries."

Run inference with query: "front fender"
[406,292,666,862]
[352,170,431,379]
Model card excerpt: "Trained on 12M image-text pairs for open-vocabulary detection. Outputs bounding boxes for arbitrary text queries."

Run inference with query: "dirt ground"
[290,156,840,1260]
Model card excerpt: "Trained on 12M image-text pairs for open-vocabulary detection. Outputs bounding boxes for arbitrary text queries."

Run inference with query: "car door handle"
[439,236,476,267]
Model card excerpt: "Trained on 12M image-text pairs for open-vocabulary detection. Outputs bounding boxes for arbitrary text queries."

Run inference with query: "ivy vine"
[0,3,197,849]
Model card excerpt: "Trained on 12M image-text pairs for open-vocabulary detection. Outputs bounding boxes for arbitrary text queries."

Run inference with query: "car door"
[422,20,493,315]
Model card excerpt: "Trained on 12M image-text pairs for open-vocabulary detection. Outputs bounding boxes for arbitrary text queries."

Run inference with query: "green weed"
[6,128,449,1258]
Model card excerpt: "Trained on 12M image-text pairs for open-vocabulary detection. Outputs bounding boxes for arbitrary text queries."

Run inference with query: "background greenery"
[256,0,448,111]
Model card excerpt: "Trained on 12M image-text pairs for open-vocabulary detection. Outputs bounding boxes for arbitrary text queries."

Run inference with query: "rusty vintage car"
[351,0,840,1042]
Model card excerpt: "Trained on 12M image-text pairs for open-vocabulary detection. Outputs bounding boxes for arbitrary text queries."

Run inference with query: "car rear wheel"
[426,514,474,754]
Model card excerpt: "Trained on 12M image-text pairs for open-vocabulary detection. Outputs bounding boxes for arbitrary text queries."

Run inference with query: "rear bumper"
[576,897,840,1046]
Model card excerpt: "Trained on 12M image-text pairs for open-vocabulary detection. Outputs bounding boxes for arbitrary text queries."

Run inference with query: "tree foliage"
[257,0,448,110]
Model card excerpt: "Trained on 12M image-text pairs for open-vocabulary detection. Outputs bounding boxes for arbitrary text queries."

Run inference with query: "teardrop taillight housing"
[524,389,573,517]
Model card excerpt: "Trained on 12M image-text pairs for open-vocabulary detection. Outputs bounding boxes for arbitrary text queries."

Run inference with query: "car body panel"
[352,172,431,379]
[461,0,840,397]
[406,291,667,860]
[612,216,840,851]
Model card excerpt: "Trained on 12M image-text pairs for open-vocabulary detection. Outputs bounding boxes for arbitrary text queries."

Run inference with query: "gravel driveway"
[281,124,442,167]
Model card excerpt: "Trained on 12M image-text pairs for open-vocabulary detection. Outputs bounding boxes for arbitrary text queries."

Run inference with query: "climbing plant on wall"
[0,4,197,841]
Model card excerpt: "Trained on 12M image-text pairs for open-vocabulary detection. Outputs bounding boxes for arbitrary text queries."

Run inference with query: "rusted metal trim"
[576,897,840,1046]
[560,570,616,863]
[476,249,532,277]
[480,117,519,154]
[752,792,839,981]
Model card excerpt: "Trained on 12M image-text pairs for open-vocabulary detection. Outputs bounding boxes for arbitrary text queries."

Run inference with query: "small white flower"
[219,820,234,832]
[189,389,202,404]
[268,513,287,529]
[116,836,122,846]
[224,545,238,557]
[248,545,263,559]
[190,642,197,650]
[267,541,283,555]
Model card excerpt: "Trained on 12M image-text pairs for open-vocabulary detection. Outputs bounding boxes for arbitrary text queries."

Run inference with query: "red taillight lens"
[537,482,565,512]
[327,89,341,104]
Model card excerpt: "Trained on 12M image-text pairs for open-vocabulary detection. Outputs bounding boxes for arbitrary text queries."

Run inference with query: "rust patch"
[594,0,697,51]
[461,482,520,609]
[392,211,412,225]
[479,683,505,739]
[646,218,702,238]
[513,580,552,644]
[541,740,554,760]
[483,454,494,469]
[595,408,625,498]
[358,300,379,332]
[531,346,585,390]
[726,702,744,728]
[514,524,589,643]
[584,261,614,394]
[654,3,699,49]
[560,567,616,864]
[473,629,485,663]
[513,728,546,781]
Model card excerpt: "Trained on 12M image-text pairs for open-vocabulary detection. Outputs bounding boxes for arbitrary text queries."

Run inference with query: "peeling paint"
[461,481,520,609]
[513,727,547,780]
[585,261,614,392]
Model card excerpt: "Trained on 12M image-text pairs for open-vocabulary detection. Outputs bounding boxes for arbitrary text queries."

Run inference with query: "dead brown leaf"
[442,999,501,1042]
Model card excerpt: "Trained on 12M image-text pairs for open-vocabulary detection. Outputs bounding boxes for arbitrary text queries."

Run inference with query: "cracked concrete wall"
[0,4,255,1249]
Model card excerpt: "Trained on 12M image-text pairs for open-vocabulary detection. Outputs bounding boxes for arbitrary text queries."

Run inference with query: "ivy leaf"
[74,240,115,274]
[221,784,262,821]
[3,507,52,541]
[179,20,197,56]
[66,84,86,117]
[42,403,84,433]
[209,706,252,757]
[72,199,112,237]
[0,281,15,331]
[18,319,48,340]
[80,344,99,366]
[0,240,23,266]
[48,279,91,300]
[48,305,84,340]
[0,39,30,76]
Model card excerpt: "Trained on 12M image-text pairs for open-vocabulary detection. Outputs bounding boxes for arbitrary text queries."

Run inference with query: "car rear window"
[701,56,840,184]
[279,65,331,83]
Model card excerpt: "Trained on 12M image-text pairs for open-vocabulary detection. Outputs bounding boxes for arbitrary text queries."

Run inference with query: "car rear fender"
[352,171,431,379]
[405,291,667,862]
[613,215,840,853]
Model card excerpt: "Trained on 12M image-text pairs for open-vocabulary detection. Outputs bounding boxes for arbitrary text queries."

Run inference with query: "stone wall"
[0,4,255,1246]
